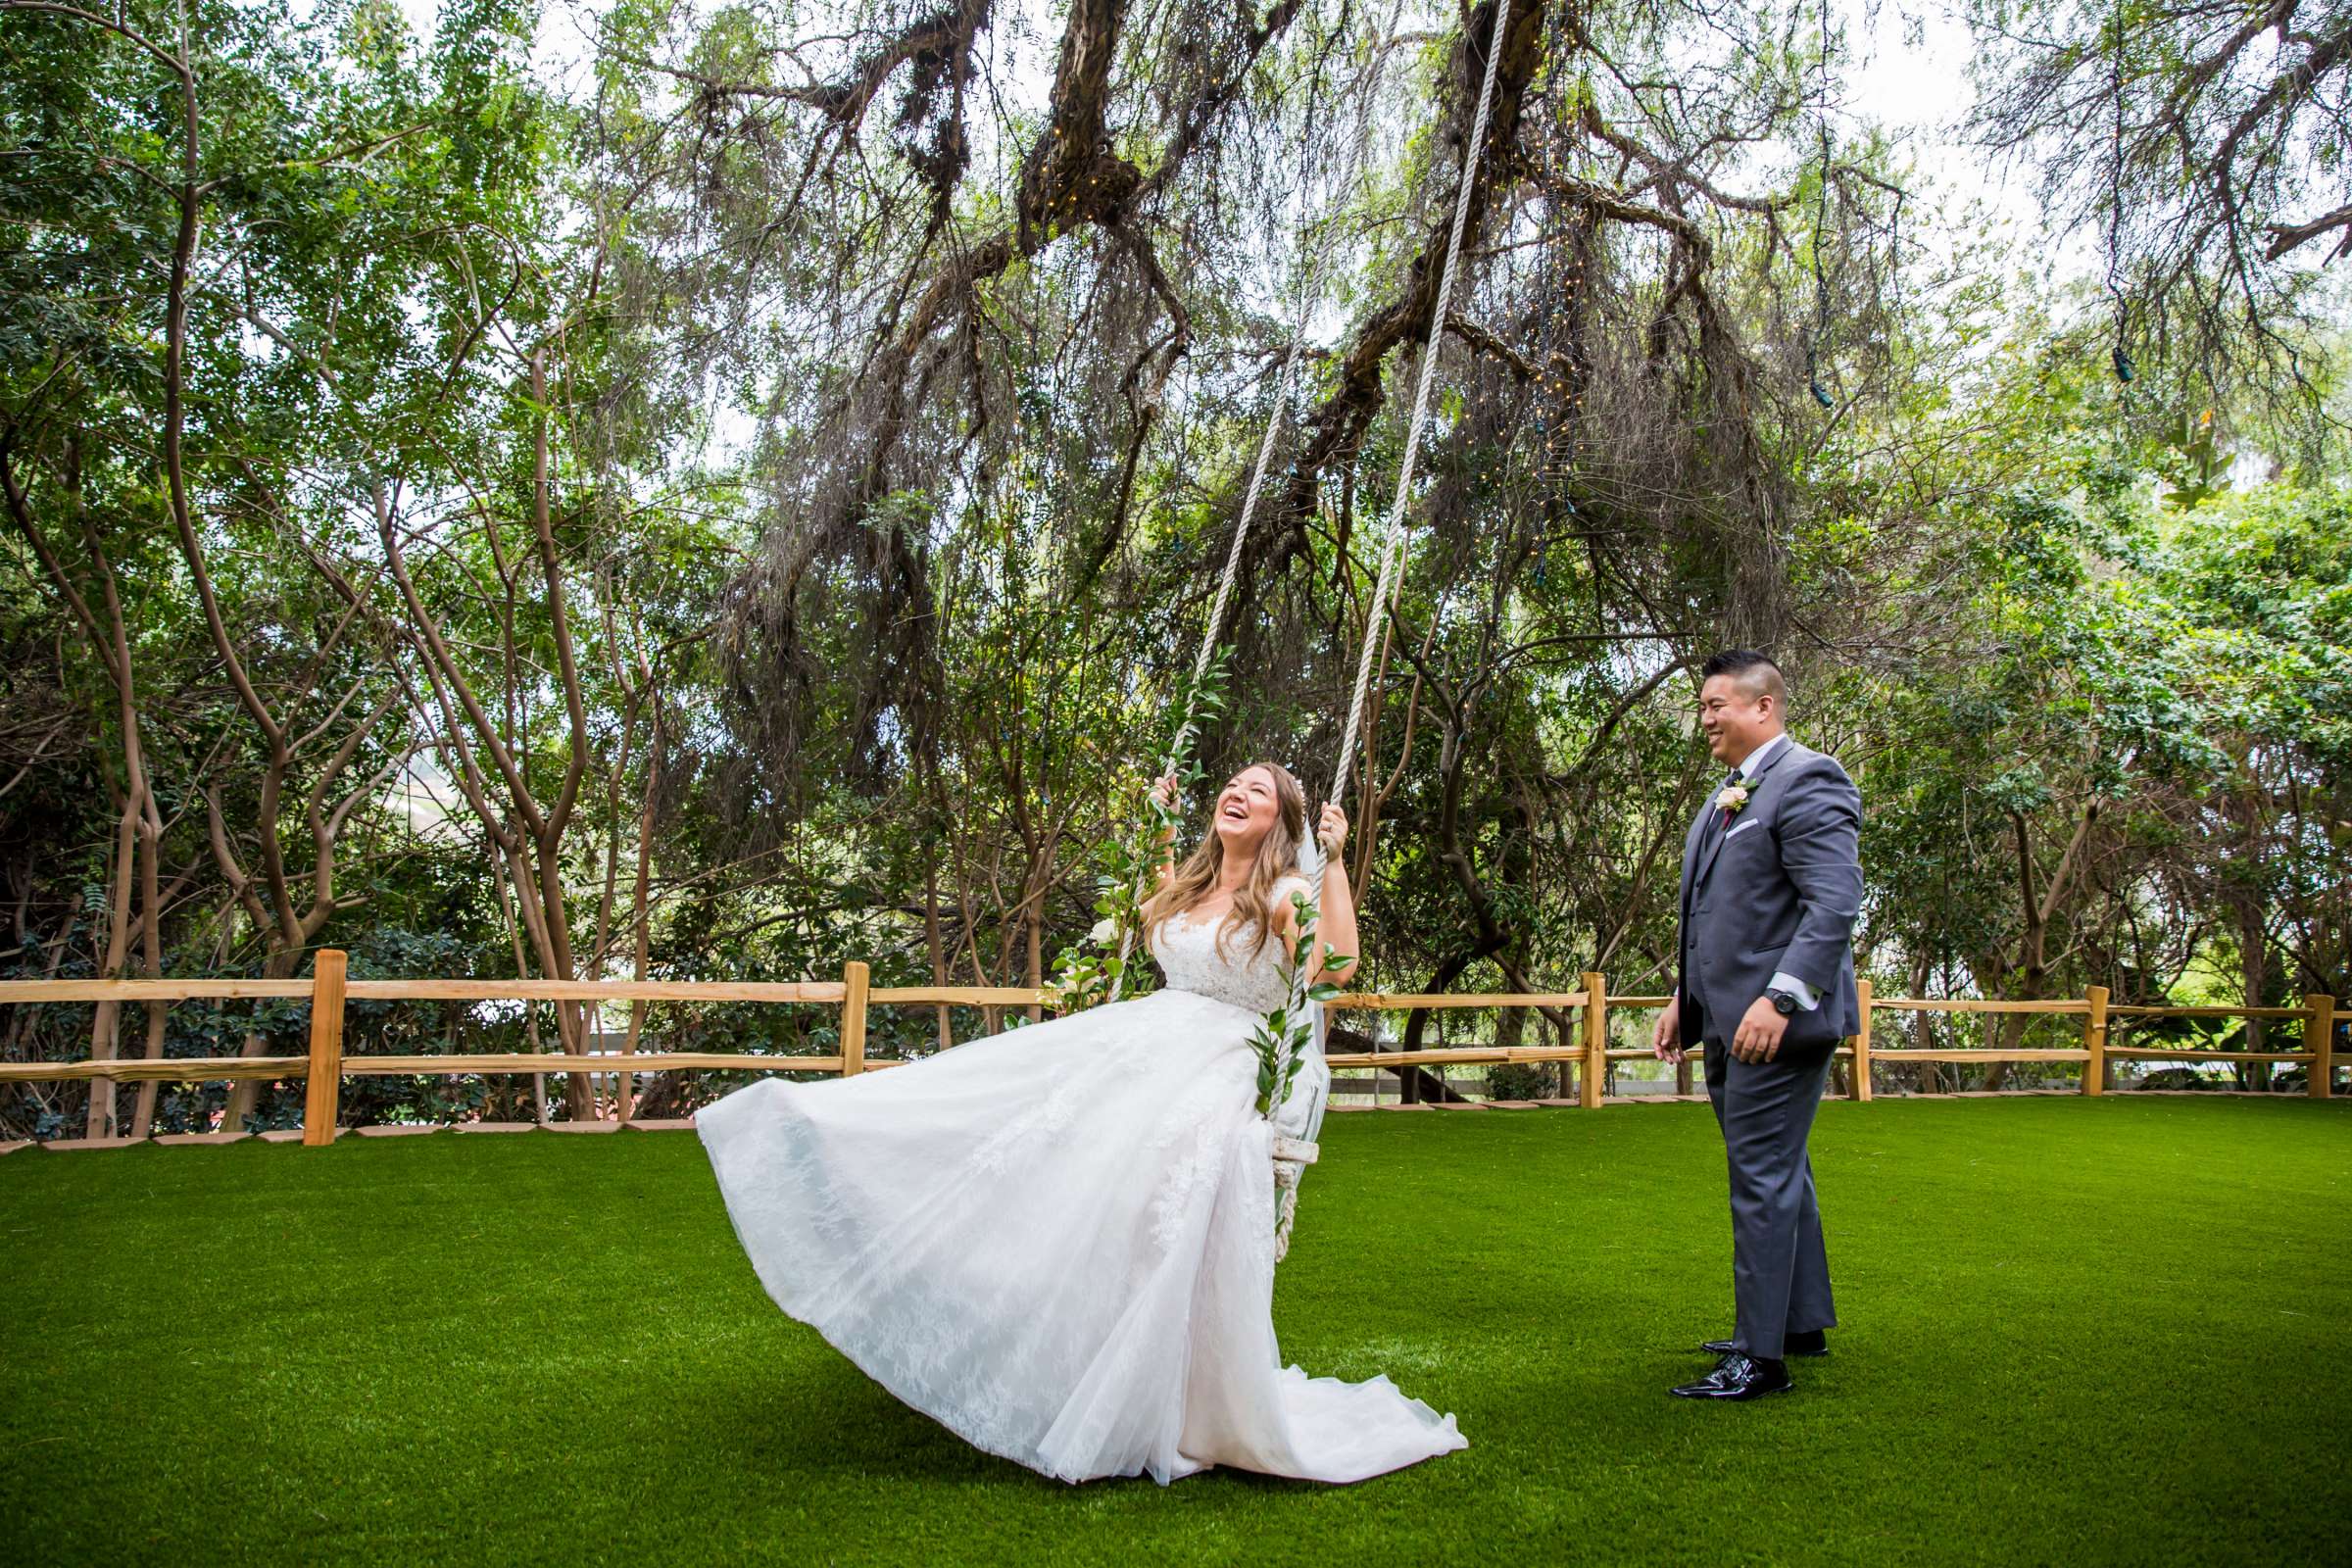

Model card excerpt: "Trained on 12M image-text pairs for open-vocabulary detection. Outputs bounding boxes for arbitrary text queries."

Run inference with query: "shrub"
[1486,1061,1556,1102]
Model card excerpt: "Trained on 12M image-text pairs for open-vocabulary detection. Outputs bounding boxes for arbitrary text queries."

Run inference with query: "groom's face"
[1697,674,1779,765]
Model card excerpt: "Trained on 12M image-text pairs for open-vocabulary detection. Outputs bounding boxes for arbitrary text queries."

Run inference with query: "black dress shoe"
[1671,1352,1794,1400]
[1700,1329,1827,1358]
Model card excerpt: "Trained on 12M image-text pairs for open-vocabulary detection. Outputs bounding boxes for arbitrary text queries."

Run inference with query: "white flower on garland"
[1088,917,1117,945]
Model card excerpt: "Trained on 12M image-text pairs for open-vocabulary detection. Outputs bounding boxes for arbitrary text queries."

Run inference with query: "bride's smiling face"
[1210,766,1282,855]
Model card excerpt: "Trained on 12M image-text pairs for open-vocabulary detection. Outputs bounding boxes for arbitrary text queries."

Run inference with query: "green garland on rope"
[1250,884,1349,1118]
[1037,643,1349,1129]
[1037,650,1233,1015]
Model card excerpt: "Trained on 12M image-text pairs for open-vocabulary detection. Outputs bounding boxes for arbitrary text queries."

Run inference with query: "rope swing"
[1262,0,1513,1260]
[1060,0,1513,1260]
[1105,0,1413,1005]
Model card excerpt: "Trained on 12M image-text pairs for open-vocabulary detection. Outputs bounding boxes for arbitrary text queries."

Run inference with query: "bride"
[696,761,1466,1485]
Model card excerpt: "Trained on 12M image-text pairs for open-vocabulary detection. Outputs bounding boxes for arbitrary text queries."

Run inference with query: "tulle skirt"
[695,986,1466,1484]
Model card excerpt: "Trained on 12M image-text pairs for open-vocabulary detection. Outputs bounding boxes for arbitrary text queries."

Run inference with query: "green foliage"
[1483,1060,1553,1101]
[2,0,2345,1141]
[1040,648,1234,1015]
[2159,409,2232,512]
[1247,885,1348,1119]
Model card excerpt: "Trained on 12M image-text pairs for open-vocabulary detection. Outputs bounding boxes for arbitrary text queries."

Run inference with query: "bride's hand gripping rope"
[1315,802,1348,858]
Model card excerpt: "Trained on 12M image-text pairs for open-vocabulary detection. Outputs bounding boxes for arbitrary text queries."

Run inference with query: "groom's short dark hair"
[1701,648,1787,707]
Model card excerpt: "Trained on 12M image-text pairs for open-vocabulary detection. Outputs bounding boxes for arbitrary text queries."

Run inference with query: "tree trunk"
[2242,898,2269,1087]
[6,451,153,1140]
[1911,951,1939,1092]
[219,944,302,1132]
[2,888,79,1064]
[619,700,661,1122]
[1025,881,1044,1026]
[126,868,186,1139]
[1494,1003,1523,1101]
[926,855,952,1053]
[84,780,138,1138]
[1985,1015,2019,1093]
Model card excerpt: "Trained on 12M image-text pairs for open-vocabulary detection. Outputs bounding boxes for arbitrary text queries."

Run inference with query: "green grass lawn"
[4,1098,2347,1566]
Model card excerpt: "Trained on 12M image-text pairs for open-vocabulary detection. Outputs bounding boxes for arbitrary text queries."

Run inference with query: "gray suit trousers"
[1702,1038,1838,1359]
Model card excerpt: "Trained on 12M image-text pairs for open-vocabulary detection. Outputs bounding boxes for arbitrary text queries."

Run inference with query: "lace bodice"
[1148,876,1309,1013]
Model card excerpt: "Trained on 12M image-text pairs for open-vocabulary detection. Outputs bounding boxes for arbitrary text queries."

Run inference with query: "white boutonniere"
[1715,781,1751,815]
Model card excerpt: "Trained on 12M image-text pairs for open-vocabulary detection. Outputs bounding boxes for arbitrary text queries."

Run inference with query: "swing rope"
[1084,0,1514,1259]
[1316,0,1512,841]
[1106,0,1411,1001]
[1268,0,1515,1256]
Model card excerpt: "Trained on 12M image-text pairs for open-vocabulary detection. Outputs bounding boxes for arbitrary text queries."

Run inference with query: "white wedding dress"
[696,877,1467,1485]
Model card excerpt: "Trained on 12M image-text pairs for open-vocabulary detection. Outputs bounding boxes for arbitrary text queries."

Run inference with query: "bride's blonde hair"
[1140,761,1307,961]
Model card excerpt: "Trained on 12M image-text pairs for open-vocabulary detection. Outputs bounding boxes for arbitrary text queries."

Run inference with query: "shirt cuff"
[1769,971,1821,1011]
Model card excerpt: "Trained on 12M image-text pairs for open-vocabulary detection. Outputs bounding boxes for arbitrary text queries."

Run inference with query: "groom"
[1652,649,1862,1401]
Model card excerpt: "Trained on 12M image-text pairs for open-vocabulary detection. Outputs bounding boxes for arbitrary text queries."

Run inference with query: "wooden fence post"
[841,960,870,1076]
[1580,971,1606,1108]
[301,949,348,1147]
[2308,994,2336,1101]
[1851,979,1874,1102]
[2081,984,2109,1097]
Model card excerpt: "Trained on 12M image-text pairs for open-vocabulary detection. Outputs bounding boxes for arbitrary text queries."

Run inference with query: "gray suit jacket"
[1676,739,1863,1051]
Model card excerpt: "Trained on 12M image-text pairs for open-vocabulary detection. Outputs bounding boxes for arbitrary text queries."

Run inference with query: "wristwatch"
[1767,988,1800,1017]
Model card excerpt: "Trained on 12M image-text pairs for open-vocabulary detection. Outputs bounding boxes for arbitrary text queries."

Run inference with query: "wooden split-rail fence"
[0,957,2339,1146]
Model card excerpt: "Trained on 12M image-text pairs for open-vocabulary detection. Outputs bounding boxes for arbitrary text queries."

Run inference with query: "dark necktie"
[1714,771,1741,831]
